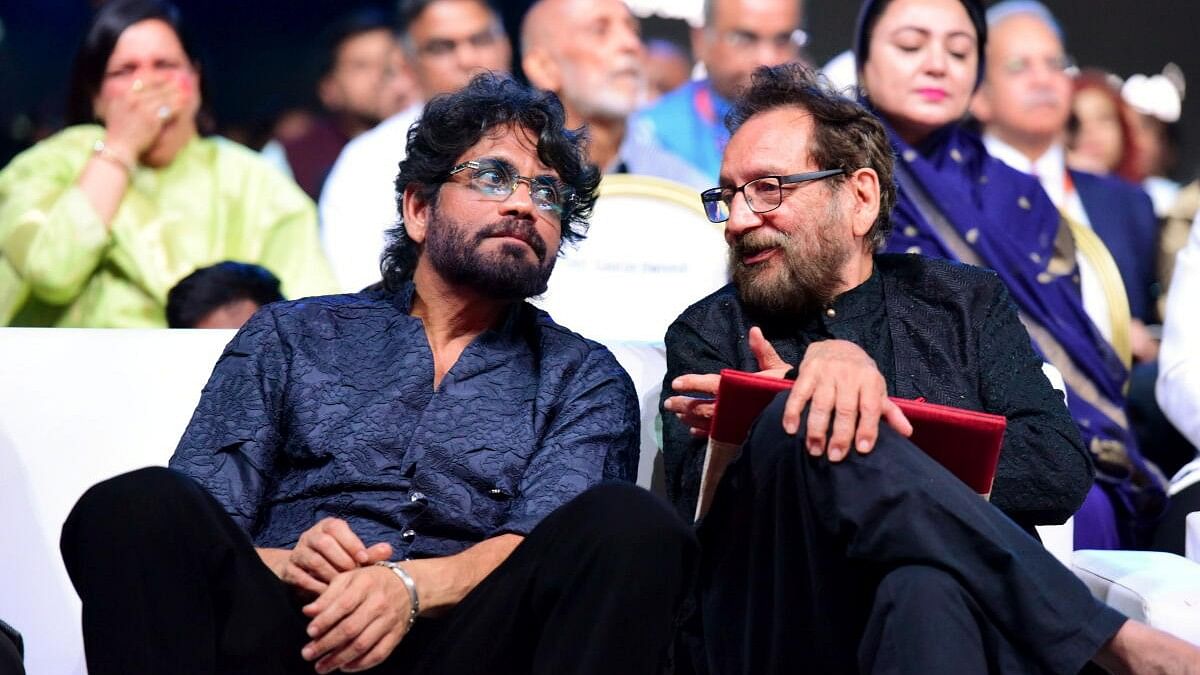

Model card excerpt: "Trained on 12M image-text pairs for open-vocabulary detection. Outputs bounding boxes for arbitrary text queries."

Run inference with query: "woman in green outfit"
[0,0,336,327]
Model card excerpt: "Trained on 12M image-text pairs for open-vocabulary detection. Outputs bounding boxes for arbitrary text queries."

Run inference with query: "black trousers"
[60,467,697,675]
[696,394,1127,675]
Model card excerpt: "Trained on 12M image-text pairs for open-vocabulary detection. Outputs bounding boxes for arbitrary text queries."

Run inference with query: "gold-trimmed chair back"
[535,174,729,343]
[1068,219,1133,370]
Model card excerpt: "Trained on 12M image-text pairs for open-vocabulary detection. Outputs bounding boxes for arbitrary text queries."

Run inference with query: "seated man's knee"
[744,391,806,466]
[62,467,193,548]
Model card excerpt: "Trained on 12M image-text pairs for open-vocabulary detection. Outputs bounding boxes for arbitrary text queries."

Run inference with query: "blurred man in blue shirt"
[632,0,807,182]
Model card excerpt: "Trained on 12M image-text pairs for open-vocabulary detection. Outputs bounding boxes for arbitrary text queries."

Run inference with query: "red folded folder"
[695,369,1007,520]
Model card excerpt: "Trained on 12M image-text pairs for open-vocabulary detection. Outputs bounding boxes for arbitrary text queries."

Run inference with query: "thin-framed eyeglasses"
[446,158,575,220]
[700,168,845,223]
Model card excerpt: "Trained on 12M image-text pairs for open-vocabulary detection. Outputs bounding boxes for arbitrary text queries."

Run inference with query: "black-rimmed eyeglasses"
[700,169,845,223]
[447,158,575,220]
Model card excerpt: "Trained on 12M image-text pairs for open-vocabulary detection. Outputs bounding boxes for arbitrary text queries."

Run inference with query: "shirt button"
[410,491,426,502]
[401,529,416,541]
[825,307,837,319]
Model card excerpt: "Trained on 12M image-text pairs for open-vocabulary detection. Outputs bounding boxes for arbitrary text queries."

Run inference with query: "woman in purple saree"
[854,0,1165,548]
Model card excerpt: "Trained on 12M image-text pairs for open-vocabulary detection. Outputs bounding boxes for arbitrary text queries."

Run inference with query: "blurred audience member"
[378,38,421,116]
[0,0,334,327]
[320,0,511,292]
[521,0,707,189]
[1066,70,1144,185]
[1123,66,1185,217]
[270,108,319,146]
[1161,180,1199,316]
[972,2,1159,343]
[1154,216,1200,552]
[276,9,398,201]
[1125,66,1192,319]
[642,38,692,102]
[632,0,806,183]
[166,260,283,328]
[861,0,1165,550]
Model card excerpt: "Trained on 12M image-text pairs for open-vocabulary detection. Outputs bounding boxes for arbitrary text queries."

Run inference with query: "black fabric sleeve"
[661,316,736,521]
[977,281,1094,526]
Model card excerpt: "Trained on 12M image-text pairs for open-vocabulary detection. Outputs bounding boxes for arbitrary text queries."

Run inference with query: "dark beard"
[730,213,851,317]
[425,212,556,301]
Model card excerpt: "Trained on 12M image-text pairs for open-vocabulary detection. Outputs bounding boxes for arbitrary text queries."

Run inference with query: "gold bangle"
[91,139,136,175]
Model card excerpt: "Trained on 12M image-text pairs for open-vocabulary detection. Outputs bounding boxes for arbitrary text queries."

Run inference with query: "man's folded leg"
[398,482,699,675]
[698,392,1126,675]
[60,467,309,675]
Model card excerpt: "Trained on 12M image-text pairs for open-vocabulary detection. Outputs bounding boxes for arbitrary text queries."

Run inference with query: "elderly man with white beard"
[520,0,709,190]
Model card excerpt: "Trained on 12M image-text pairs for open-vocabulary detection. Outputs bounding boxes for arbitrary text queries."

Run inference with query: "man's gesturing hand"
[301,565,414,673]
[778,339,912,461]
[281,518,393,594]
[665,327,792,437]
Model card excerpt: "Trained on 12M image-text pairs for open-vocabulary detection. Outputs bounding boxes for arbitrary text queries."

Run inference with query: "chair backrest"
[534,174,729,343]
[1069,219,1133,370]
[0,327,234,675]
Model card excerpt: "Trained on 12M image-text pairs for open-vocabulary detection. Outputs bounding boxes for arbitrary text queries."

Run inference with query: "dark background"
[2,1,1198,180]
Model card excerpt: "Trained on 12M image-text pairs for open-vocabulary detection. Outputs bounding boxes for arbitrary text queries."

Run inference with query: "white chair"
[534,174,729,343]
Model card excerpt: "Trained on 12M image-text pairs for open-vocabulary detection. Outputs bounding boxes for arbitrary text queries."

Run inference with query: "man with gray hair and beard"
[520,0,708,189]
[662,63,1200,674]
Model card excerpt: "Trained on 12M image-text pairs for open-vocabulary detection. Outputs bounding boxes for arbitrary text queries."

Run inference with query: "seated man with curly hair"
[60,74,696,675]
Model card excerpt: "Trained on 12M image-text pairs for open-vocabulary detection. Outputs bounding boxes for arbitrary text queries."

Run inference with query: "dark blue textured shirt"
[169,283,640,559]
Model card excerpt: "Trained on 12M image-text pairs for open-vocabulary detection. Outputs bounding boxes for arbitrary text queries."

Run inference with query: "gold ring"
[131,79,144,92]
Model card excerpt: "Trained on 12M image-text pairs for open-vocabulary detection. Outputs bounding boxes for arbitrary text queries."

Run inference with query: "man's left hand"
[300,565,413,673]
[778,339,912,461]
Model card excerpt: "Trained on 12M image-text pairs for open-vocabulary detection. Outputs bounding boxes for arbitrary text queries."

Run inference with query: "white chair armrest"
[1036,517,1074,567]
[1187,513,1200,563]
[1072,550,1200,645]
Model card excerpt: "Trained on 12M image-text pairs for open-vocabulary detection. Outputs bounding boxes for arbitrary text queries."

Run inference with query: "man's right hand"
[664,327,793,437]
[257,518,393,594]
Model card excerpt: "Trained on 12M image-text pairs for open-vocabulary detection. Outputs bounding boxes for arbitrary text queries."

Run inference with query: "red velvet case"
[696,369,1006,519]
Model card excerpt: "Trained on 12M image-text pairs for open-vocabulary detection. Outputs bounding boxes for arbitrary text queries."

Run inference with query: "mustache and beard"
[425,211,556,301]
[1020,87,1066,110]
[730,200,852,316]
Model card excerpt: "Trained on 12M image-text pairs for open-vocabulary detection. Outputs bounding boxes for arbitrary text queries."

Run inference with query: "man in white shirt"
[1158,215,1200,448]
[970,0,1159,360]
[1154,214,1200,553]
[320,0,512,292]
[519,0,709,191]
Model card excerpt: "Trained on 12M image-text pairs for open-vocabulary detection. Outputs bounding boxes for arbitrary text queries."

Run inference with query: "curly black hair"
[726,63,898,250]
[380,73,599,290]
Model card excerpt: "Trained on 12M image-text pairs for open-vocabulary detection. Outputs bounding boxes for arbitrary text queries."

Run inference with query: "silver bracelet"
[375,561,420,630]
[91,139,136,175]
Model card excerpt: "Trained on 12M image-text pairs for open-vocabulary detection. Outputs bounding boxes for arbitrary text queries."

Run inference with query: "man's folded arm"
[662,317,734,519]
[499,345,640,537]
[168,306,289,531]
[976,281,1093,525]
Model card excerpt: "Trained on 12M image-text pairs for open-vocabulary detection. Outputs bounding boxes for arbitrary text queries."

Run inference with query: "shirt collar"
[983,134,1069,207]
[824,265,884,324]
[386,280,525,342]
